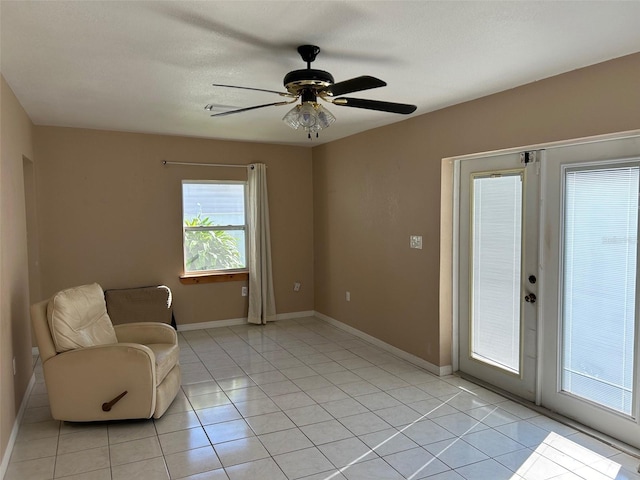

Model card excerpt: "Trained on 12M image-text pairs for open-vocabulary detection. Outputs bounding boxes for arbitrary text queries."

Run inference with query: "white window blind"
[471,174,523,373]
[562,165,639,415]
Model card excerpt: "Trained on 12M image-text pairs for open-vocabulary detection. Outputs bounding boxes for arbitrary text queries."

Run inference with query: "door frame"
[448,130,640,407]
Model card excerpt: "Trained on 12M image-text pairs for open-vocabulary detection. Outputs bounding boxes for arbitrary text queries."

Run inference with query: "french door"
[541,136,640,448]
[458,152,539,401]
[457,134,640,448]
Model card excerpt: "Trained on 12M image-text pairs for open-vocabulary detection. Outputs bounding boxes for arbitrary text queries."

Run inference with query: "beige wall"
[33,128,314,324]
[313,53,640,368]
[0,75,35,466]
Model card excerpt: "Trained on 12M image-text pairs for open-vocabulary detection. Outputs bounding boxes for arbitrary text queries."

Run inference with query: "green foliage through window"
[184,213,244,272]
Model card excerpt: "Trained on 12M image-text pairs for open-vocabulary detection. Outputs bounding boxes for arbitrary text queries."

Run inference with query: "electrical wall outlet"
[241,286,248,297]
[346,291,351,302]
[294,282,301,292]
[410,235,423,249]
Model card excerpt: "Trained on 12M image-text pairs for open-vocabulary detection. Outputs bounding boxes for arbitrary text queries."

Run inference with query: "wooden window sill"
[180,271,248,285]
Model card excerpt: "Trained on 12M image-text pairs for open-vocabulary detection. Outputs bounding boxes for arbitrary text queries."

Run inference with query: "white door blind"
[562,166,639,415]
[471,174,523,373]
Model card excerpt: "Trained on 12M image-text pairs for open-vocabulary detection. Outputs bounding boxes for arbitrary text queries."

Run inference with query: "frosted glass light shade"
[282,102,335,134]
[282,105,302,129]
[298,103,318,127]
[316,104,336,128]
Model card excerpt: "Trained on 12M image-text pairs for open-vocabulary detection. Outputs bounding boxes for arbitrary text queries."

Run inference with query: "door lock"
[525,293,537,304]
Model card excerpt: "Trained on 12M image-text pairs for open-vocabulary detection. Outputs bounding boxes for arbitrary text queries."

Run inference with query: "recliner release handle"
[102,390,128,412]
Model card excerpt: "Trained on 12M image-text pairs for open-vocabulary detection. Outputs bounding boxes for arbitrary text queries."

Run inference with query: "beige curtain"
[247,163,276,324]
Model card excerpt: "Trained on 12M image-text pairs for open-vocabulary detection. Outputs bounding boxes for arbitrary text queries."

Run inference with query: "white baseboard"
[177,310,315,331]
[178,317,247,331]
[314,311,452,377]
[0,373,36,479]
[275,310,315,320]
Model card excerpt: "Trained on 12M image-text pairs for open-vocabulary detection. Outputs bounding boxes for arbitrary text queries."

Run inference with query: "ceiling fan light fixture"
[282,102,335,137]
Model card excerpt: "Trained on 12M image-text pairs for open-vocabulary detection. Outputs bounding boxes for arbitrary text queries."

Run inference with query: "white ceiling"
[1,1,639,147]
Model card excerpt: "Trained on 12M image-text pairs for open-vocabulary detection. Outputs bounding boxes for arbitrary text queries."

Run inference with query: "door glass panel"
[562,166,639,415]
[471,173,523,374]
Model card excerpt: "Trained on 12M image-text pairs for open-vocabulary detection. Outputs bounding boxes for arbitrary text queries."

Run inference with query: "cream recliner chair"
[31,283,181,421]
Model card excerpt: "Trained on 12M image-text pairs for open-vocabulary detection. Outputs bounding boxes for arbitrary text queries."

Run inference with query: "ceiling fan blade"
[208,100,293,117]
[333,97,417,114]
[156,5,288,51]
[212,83,296,98]
[322,76,386,97]
[154,5,397,65]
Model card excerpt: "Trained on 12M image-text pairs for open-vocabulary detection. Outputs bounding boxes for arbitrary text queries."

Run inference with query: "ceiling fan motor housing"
[283,69,334,95]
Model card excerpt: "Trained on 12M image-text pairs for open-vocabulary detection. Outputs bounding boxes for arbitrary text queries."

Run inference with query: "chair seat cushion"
[48,283,118,353]
[146,343,180,384]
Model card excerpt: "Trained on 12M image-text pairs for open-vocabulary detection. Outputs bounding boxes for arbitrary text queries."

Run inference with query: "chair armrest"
[43,343,156,421]
[31,299,57,362]
[114,322,177,345]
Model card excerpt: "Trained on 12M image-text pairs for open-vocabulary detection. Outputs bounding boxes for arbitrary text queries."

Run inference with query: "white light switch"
[410,235,423,249]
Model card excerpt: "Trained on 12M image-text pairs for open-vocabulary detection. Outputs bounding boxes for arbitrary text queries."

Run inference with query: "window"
[182,181,247,274]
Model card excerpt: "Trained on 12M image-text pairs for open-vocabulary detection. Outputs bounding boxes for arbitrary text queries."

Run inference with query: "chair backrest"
[46,283,118,353]
[105,285,173,325]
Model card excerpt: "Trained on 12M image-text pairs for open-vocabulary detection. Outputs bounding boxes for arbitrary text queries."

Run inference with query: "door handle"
[525,293,537,304]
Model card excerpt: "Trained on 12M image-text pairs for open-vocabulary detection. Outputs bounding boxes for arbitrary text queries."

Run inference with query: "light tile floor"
[7,316,640,480]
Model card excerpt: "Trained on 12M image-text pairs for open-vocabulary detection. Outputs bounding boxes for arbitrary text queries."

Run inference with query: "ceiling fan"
[205,45,417,138]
